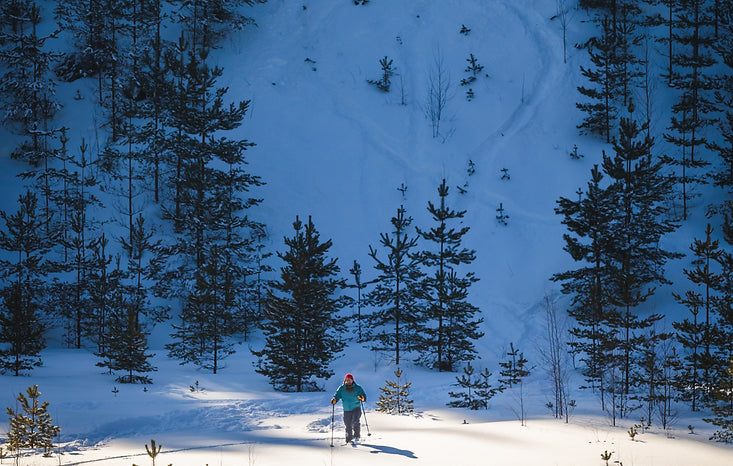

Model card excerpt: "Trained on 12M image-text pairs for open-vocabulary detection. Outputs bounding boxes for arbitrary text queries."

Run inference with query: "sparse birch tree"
[538,293,572,422]
[555,0,570,64]
[424,50,452,139]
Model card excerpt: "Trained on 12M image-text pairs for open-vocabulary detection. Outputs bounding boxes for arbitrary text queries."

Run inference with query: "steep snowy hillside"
[219,0,598,356]
[2,1,733,465]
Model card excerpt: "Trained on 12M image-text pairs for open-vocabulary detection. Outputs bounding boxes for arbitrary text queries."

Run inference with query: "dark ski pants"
[343,407,361,441]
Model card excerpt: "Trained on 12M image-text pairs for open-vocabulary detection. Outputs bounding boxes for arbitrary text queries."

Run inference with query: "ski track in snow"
[61,394,326,446]
[304,0,566,226]
[465,1,565,220]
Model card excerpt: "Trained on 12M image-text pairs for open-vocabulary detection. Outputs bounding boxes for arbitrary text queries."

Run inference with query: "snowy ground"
[2,348,733,466]
[2,0,733,465]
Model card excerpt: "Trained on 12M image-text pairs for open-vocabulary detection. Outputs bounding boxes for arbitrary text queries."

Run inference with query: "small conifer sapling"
[368,56,394,92]
[376,368,414,414]
[6,385,60,456]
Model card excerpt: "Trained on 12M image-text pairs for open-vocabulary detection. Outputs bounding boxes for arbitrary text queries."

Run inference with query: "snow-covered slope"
[1,0,732,465]
[226,0,592,352]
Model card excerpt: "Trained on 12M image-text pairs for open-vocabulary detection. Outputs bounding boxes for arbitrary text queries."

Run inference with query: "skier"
[331,373,367,444]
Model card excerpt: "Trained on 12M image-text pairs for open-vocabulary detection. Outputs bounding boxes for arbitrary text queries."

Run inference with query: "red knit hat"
[344,373,354,381]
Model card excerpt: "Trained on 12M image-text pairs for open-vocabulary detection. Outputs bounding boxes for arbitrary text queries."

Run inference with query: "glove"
[358,395,365,402]
[331,398,337,405]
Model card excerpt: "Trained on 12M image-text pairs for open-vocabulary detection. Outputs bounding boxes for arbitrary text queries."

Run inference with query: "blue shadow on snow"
[360,443,417,459]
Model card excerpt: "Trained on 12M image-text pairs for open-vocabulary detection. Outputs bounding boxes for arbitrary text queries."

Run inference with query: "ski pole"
[330,403,335,447]
[360,399,371,436]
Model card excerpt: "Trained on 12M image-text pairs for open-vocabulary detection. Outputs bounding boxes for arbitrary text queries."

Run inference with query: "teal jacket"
[333,382,366,412]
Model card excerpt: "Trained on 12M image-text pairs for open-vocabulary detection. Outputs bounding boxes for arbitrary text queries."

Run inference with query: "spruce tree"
[253,217,346,392]
[0,191,50,375]
[366,206,424,364]
[416,179,482,372]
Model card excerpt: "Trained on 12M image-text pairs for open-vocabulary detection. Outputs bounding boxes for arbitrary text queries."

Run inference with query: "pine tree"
[1,1,64,253]
[716,201,733,423]
[704,358,733,442]
[160,43,262,372]
[366,206,424,364]
[632,330,673,426]
[674,224,726,407]
[499,343,530,388]
[6,385,60,455]
[553,165,618,408]
[54,0,121,136]
[56,139,103,349]
[661,0,717,220]
[708,5,733,191]
[93,236,157,383]
[253,217,346,392]
[0,0,61,165]
[658,344,682,430]
[710,112,733,190]
[103,302,157,384]
[644,0,684,85]
[499,343,531,425]
[166,245,241,374]
[121,215,167,327]
[98,82,148,242]
[0,191,50,375]
[208,118,264,345]
[367,56,394,92]
[447,362,501,410]
[613,9,644,108]
[86,233,119,355]
[576,17,620,143]
[376,368,414,414]
[347,260,370,342]
[460,53,483,87]
[416,179,482,372]
[673,289,706,411]
[602,116,680,403]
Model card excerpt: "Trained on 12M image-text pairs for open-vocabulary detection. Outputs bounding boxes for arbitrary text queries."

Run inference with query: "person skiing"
[331,373,367,444]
